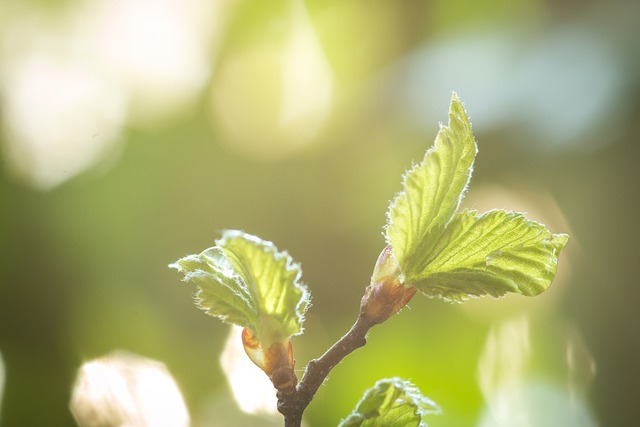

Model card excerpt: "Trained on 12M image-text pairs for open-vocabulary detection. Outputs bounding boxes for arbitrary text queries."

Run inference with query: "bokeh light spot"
[87,0,218,124]
[396,26,623,152]
[220,325,279,415]
[210,0,333,161]
[1,50,126,190]
[477,318,598,426]
[477,317,531,401]
[0,0,221,189]
[70,351,190,427]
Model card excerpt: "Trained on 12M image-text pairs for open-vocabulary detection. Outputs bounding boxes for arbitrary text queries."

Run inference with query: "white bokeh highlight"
[211,0,333,161]
[220,325,279,415]
[1,51,126,190]
[0,0,221,189]
[476,318,598,427]
[70,351,190,427]
[279,0,333,143]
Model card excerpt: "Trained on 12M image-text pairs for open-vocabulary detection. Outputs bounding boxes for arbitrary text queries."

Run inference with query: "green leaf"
[170,230,310,346]
[338,377,440,427]
[407,210,569,302]
[384,92,568,302]
[386,92,477,282]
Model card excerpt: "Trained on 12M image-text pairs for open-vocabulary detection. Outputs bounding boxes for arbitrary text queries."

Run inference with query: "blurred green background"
[1,0,638,425]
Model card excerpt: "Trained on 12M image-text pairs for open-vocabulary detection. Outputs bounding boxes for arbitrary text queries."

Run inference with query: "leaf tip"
[553,232,570,247]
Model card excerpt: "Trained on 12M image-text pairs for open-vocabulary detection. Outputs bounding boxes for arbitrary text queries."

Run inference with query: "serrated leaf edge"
[216,230,312,336]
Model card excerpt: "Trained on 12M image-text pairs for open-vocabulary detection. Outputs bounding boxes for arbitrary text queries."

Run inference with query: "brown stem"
[277,314,376,426]
[275,269,417,426]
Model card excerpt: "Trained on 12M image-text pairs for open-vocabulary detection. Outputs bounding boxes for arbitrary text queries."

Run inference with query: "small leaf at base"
[338,377,440,427]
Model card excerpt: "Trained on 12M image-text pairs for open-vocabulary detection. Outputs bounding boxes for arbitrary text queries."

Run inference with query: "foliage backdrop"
[0,0,639,425]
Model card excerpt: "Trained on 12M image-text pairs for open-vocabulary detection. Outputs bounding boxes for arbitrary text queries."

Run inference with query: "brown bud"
[361,276,416,324]
[360,245,416,324]
[264,340,297,391]
[241,328,297,391]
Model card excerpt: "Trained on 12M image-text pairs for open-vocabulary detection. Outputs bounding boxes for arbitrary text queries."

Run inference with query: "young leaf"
[384,93,568,302]
[170,230,310,346]
[386,92,477,282]
[407,210,569,302]
[338,377,440,427]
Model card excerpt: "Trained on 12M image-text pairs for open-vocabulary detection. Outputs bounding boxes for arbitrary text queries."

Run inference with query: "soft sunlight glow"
[477,317,531,405]
[477,318,534,426]
[0,51,126,190]
[279,0,333,143]
[87,0,218,123]
[476,318,597,427]
[565,329,597,401]
[70,351,189,427]
[0,0,220,189]
[211,0,333,161]
[220,325,279,415]
[476,380,597,427]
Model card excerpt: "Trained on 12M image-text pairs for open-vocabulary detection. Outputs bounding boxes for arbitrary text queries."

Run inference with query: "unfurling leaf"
[171,230,310,342]
[386,92,476,283]
[170,231,310,389]
[384,93,568,302]
[338,377,440,427]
